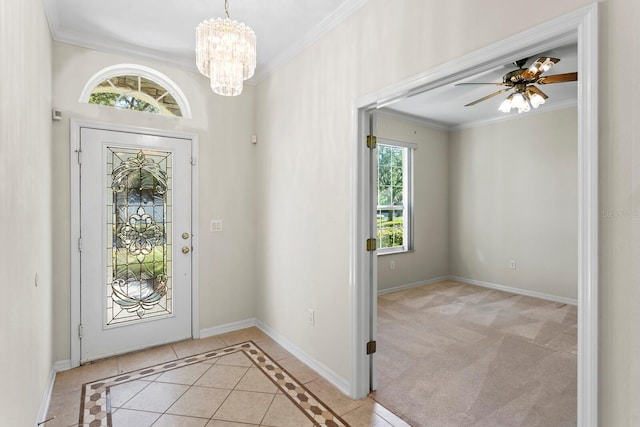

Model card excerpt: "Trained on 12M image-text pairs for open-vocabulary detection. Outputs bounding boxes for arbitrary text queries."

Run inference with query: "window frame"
[79,64,192,119]
[376,138,416,255]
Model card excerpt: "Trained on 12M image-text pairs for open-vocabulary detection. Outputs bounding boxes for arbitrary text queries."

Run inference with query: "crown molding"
[379,98,577,132]
[249,0,370,84]
[42,0,370,87]
[450,99,577,131]
[376,108,450,131]
[42,0,60,39]
[50,26,198,73]
[42,0,200,72]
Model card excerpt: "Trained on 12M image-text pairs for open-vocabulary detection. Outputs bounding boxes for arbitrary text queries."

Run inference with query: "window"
[377,140,415,254]
[80,64,192,118]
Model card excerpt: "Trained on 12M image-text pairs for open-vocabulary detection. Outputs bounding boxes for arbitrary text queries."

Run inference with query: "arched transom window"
[80,64,191,119]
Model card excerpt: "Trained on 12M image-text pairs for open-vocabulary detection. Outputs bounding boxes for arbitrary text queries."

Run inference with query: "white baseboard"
[377,275,578,305]
[377,276,449,296]
[200,318,258,338]
[254,320,351,396]
[447,275,578,306]
[52,317,351,413]
[200,318,350,396]
[35,360,68,427]
[35,369,55,427]
[53,359,72,372]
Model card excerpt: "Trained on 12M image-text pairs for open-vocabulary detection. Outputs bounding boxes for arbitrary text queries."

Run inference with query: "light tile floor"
[46,327,410,427]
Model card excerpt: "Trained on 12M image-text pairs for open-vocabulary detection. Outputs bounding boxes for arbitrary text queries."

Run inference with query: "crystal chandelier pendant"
[196,1,256,96]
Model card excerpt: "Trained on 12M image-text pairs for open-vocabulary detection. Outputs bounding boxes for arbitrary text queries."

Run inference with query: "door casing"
[350,4,598,427]
[70,119,200,367]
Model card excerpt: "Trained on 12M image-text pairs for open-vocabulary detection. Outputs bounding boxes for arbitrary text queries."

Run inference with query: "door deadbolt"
[182,246,190,254]
[182,232,190,239]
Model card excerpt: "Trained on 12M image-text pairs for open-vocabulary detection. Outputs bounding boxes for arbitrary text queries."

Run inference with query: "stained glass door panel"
[80,128,192,363]
[108,148,172,325]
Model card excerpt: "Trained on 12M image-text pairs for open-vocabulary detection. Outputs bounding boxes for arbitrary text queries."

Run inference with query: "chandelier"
[196,0,256,96]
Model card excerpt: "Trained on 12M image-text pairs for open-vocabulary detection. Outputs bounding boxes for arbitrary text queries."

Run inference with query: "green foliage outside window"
[89,92,160,114]
[377,215,404,248]
[377,144,405,249]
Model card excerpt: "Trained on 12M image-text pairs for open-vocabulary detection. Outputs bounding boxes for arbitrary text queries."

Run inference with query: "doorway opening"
[350,4,598,426]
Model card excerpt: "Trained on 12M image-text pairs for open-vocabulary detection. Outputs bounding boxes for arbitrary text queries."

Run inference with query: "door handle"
[182,246,190,254]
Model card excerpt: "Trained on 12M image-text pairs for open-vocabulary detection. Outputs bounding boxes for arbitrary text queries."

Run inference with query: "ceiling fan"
[455,57,577,114]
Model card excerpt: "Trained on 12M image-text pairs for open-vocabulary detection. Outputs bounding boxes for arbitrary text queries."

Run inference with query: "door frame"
[350,4,598,426]
[70,119,200,368]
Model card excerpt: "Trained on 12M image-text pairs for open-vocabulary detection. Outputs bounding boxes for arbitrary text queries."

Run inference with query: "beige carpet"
[371,280,577,427]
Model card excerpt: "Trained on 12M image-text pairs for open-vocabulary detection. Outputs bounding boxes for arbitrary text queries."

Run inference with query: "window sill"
[377,249,414,256]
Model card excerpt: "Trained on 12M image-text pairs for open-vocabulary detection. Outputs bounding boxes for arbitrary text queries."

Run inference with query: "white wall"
[376,114,449,292]
[449,107,578,300]
[255,0,640,423]
[2,0,636,423]
[0,0,53,425]
[51,42,258,361]
[376,108,577,301]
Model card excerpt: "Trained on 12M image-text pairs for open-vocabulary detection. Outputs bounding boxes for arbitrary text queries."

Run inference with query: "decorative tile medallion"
[79,341,349,427]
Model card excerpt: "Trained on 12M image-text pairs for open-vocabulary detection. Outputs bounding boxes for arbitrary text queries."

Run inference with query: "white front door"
[80,127,193,363]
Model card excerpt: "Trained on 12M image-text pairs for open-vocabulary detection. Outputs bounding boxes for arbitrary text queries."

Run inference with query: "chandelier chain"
[225,0,230,19]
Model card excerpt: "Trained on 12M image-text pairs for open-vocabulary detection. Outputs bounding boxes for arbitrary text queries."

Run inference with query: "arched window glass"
[80,64,191,119]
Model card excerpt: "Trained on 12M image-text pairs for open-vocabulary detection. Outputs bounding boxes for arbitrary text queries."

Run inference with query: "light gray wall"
[2,0,639,424]
[449,107,578,300]
[376,108,577,302]
[255,0,640,421]
[0,0,53,425]
[376,114,449,292]
[51,42,258,361]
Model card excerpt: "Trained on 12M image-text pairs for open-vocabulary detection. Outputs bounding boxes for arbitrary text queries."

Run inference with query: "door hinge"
[78,324,83,339]
[366,340,377,355]
[77,237,82,252]
[366,135,377,149]
[190,157,197,165]
[366,238,377,252]
[76,149,82,164]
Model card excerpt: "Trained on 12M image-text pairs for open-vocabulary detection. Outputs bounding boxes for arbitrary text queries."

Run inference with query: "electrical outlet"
[307,308,314,325]
[509,260,517,270]
[390,260,396,270]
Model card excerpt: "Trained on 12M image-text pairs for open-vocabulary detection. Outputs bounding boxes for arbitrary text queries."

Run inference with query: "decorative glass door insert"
[107,148,173,326]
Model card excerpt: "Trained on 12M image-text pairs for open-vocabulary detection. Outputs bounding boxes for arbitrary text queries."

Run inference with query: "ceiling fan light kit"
[456,56,576,114]
[528,93,544,109]
[498,94,514,113]
[499,85,548,114]
[196,0,256,96]
[528,57,558,76]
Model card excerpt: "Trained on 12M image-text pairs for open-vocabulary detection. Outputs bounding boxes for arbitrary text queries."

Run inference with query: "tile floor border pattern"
[79,341,350,427]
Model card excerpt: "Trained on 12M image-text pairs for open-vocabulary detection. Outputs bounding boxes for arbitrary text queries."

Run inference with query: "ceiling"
[43,0,576,127]
[383,43,578,129]
[42,0,369,83]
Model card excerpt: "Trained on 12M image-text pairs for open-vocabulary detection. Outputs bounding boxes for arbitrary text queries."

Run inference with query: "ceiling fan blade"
[527,85,549,99]
[464,88,511,107]
[521,57,561,80]
[455,82,504,86]
[537,72,577,84]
